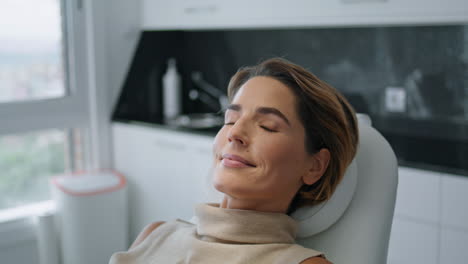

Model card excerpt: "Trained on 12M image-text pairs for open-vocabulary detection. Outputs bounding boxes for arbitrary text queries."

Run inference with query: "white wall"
[106,0,142,112]
[86,0,141,169]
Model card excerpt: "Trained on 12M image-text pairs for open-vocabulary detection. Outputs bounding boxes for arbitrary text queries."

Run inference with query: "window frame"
[0,0,89,134]
[0,0,99,173]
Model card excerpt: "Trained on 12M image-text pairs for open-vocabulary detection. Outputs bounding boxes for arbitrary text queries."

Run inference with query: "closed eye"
[260,126,277,133]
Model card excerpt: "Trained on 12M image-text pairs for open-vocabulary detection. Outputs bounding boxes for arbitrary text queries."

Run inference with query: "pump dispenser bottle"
[162,58,181,123]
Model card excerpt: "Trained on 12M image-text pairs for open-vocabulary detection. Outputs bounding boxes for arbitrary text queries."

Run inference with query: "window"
[0,0,66,103]
[0,0,91,211]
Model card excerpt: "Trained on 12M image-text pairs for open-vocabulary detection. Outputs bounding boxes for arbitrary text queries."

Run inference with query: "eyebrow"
[226,104,291,126]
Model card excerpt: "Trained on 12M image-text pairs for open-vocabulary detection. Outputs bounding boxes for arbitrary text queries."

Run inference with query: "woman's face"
[212,76,319,212]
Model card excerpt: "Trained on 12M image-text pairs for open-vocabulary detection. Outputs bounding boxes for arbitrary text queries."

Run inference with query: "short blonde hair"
[227,58,359,213]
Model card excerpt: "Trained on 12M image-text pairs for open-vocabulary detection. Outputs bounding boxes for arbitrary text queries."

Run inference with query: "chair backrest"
[296,114,398,264]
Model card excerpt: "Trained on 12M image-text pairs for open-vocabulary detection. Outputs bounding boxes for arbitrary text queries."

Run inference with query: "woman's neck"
[220,195,289,214]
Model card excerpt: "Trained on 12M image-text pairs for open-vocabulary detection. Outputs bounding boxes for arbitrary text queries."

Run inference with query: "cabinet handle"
[184,5,218,15]
[154,140,186,151]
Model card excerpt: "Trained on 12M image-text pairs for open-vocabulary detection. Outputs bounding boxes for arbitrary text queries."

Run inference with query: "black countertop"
[114,119,221,137]
[372,116,468,176]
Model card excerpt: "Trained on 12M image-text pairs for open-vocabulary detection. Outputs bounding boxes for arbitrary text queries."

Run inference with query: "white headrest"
[291,158,358,238]
[291,113,370,237]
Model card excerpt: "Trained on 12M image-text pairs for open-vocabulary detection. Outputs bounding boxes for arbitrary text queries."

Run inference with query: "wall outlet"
[385,86,406,113]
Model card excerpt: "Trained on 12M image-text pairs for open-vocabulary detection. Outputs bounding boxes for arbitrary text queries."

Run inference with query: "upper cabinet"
[142,0,468,30]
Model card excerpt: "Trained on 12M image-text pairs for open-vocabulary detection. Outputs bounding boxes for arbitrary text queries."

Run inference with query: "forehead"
[232,76,297,114]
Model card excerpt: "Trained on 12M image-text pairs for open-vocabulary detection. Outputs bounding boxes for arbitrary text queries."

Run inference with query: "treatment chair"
[291,114,398,264]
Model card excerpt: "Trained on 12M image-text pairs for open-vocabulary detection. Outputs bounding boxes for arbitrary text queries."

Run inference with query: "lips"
[221,153,256,168]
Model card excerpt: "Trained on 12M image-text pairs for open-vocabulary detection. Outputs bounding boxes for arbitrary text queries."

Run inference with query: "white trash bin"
[52,170,128,264]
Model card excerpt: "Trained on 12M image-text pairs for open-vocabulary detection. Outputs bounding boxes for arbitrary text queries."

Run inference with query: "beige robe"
[109,203,324,264]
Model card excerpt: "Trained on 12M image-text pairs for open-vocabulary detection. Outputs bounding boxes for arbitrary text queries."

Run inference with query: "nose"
[227,120,249,146]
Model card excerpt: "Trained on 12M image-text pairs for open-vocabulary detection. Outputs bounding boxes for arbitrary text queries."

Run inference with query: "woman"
[110,58,358,264]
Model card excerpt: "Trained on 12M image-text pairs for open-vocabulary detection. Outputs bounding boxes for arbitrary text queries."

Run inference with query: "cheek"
[264,137,301,162]
[212,127,227,156]
[211,129,225,187]
[261,138,307,179]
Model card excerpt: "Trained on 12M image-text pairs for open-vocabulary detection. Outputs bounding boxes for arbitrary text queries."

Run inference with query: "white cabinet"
[387,217,439,264]
[387,167,468,264]
[112,122,219,240]
[143,0,468,30]
[441,173,468,230]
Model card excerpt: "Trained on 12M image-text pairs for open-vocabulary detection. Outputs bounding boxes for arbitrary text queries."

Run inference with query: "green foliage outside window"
[0,131,65,210]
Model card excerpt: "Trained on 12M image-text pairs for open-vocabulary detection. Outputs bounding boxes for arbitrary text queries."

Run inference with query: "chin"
[213,171,241,196]
[212,172,228,194]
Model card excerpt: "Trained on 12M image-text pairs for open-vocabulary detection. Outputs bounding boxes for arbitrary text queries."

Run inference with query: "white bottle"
[162,58,182,122]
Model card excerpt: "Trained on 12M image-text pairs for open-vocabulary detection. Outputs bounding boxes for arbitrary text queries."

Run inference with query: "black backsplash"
[113,25,468,175]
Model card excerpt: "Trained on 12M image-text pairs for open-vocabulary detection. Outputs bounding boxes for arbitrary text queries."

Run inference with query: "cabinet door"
[143,0,468,29]
[112,123,214,239]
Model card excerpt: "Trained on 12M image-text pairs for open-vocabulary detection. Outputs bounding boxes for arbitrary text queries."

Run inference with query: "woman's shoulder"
[129,221,166,249]
[300,256,333,264]
[129,219,195,250]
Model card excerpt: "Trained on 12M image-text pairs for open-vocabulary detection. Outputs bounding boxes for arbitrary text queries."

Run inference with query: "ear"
[302,148,331,185]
